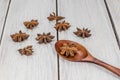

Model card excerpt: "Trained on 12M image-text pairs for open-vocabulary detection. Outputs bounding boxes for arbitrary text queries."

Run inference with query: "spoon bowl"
[55,40,89,62]
[55,40,120,76]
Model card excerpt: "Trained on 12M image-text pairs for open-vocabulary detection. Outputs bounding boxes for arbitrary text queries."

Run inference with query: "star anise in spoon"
[55,21,70,31]
[23,19,39,29]
[18,45,33,56]
[74,28,91,38]
[10,30,29,42]
[36,32,55,44]
[47,12,65,21]
[60,43,78,57]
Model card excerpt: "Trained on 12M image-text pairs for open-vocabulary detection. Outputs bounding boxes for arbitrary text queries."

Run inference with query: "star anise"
[23,19,39,29]
[47,12,65,21]
[18,45,33,56]
[60,43,78,57]
[74,28,91,38]
[10,30,29,42]
[54,21,70,31]
[36,32,55,44]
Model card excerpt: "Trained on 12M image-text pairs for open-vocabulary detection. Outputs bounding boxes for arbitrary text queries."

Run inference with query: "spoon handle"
[92,58,120,76]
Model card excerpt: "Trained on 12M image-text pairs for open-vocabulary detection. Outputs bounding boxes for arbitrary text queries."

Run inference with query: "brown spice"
[23,19,39,29]
[10,30,29,42]
[74,28,91,38]
[36,32,55,44]
[47,12,65,21]
[18,45,33,56]
[55,21,70,31]
[60,43,78,57]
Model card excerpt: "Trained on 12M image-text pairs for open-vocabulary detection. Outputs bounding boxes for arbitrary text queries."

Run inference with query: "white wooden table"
[0,0,120,80]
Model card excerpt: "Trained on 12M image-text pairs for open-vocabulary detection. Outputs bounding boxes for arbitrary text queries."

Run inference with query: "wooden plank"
[0,0,10,39]
[57,0,120,80]
[106,0,120,44]
[0,0,58,80]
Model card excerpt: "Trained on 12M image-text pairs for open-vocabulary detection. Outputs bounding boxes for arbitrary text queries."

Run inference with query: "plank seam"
[104,0,120,49]
[56,0,60,80]
[0,0,11,45]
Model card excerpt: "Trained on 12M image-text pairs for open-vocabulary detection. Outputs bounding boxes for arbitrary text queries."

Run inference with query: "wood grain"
[57,0,120,80]
[0,0,10,40]
[0,0,58,80]
[106,0,120,44]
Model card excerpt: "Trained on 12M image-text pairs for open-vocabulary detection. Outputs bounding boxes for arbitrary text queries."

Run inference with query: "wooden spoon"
[55,40,120,76]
